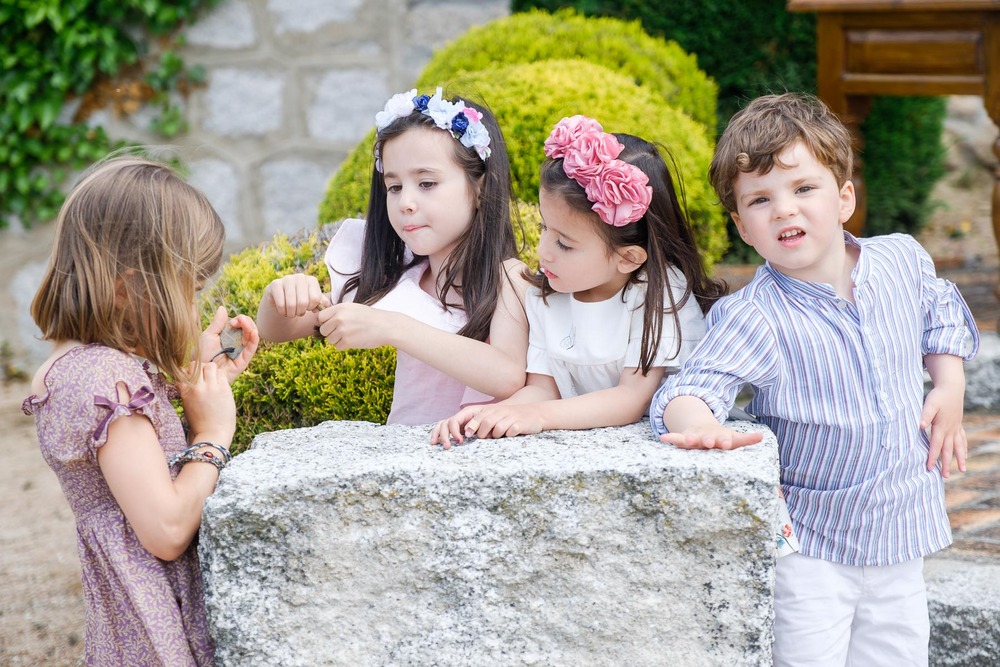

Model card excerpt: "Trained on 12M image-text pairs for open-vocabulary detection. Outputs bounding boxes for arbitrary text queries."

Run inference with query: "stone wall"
[1,0,508,371]
[199,420,780,666]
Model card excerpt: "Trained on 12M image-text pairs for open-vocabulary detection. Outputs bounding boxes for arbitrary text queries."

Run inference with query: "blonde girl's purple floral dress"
[22,344,214,666]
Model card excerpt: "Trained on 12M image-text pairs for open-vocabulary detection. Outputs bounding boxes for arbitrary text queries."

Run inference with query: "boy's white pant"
[772,552,929,666]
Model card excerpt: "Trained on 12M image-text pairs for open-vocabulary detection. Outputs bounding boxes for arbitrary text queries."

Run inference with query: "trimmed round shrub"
[321,60,727,268]
[417,9,717,130]
[198,230,395,453]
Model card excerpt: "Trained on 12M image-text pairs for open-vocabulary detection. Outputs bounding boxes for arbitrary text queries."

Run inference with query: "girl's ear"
[615,245,648,274]
[114,269,135,308]
[473,174,485,206]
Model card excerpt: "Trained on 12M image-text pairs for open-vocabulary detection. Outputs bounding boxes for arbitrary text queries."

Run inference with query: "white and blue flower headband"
[373,87,492,172]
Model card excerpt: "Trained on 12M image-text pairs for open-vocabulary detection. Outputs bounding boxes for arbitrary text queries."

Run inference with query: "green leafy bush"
[859,96,947,237]
[321,60,727,268]
[514,0,947,251]
[0,0,216,228]
[417,9,717,130]
[198,230,394,452]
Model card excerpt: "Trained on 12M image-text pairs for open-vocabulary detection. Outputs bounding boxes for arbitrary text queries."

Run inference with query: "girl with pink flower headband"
[257,88,530,425]
[432,115,727,444]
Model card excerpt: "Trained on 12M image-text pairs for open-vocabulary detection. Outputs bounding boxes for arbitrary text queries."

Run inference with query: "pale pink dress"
[325,218,491,425]
[22,344,214,666]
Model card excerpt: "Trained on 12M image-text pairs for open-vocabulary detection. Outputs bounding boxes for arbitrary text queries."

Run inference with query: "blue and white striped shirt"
[650,233,980,566]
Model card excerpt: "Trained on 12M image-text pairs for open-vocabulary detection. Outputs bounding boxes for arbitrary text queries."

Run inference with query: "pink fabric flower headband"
[543,115,652,227]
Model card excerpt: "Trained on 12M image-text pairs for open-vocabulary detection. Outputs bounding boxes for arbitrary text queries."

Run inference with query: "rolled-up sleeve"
[916,240,980,360]
[649,296,779,438]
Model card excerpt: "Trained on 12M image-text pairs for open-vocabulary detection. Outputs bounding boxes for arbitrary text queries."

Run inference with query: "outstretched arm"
[659,395,763,450]
[435,366,667,443]
[922,353,967,476]
[319,259,530,399]
[431,373,561,446]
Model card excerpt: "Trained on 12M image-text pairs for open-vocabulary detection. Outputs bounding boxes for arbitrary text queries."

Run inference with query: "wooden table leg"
[993,136,1000,298]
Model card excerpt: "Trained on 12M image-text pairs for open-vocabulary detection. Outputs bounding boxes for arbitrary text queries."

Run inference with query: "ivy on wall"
[0,0,218,229]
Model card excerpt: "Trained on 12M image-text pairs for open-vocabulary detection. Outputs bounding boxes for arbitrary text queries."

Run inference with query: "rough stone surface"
[200,419,779,666]
[964,332,1000,410]
[188,159,243,242]
[925,556,1000,666]
[260,157,336,236]
[266,0,363,34]
[307,69,389,143]
[186,0,257,49]
[203,69,285,137]
[12,261,49,368]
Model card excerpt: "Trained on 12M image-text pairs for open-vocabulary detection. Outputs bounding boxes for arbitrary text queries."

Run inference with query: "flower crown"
[543,115,652,227]
[373,87,492,172]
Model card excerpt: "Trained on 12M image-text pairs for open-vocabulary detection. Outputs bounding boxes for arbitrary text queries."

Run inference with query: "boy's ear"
[616,245,648,273]
[730,212,751,244]
[838,180,857,224]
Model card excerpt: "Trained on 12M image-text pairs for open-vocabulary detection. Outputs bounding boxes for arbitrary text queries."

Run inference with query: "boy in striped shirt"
[650,92,979,666]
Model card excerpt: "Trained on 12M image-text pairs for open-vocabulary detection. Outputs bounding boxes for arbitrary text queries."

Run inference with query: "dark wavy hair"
[530,134,726,373]
[339,94,519,342]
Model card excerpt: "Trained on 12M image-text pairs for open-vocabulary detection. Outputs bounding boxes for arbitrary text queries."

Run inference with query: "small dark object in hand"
[219,323,243,360]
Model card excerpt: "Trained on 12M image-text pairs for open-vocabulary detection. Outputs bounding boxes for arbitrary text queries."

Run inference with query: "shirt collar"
[762,231,864,300]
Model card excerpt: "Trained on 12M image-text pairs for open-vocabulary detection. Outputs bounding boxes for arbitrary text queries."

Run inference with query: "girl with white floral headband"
[257,88,529,424]
[432,114,727,442]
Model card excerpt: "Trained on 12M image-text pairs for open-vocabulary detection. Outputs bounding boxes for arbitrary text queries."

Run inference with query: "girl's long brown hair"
[31,156,225,381]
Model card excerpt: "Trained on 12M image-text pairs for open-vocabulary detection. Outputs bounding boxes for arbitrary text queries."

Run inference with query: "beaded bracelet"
[192,441,232,464]
[168,443,230,471]
[175,450,226,472]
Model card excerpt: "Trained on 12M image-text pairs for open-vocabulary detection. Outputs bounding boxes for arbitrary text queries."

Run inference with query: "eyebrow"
[739,173,822,201]
[540,217,580,244]
[382,166,441,179]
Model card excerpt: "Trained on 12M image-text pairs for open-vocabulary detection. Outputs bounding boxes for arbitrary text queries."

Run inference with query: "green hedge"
[417,9,717,130]
[860,96,947,237]
[321,59,727,268]
[514,0,947,255]
[198,230,394,452]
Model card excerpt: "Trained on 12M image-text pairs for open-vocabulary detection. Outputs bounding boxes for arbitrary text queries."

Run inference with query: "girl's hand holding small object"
[266,274,330,318]
[177,359,237,445]
[316,302,392,350]
[200,306,260,383]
